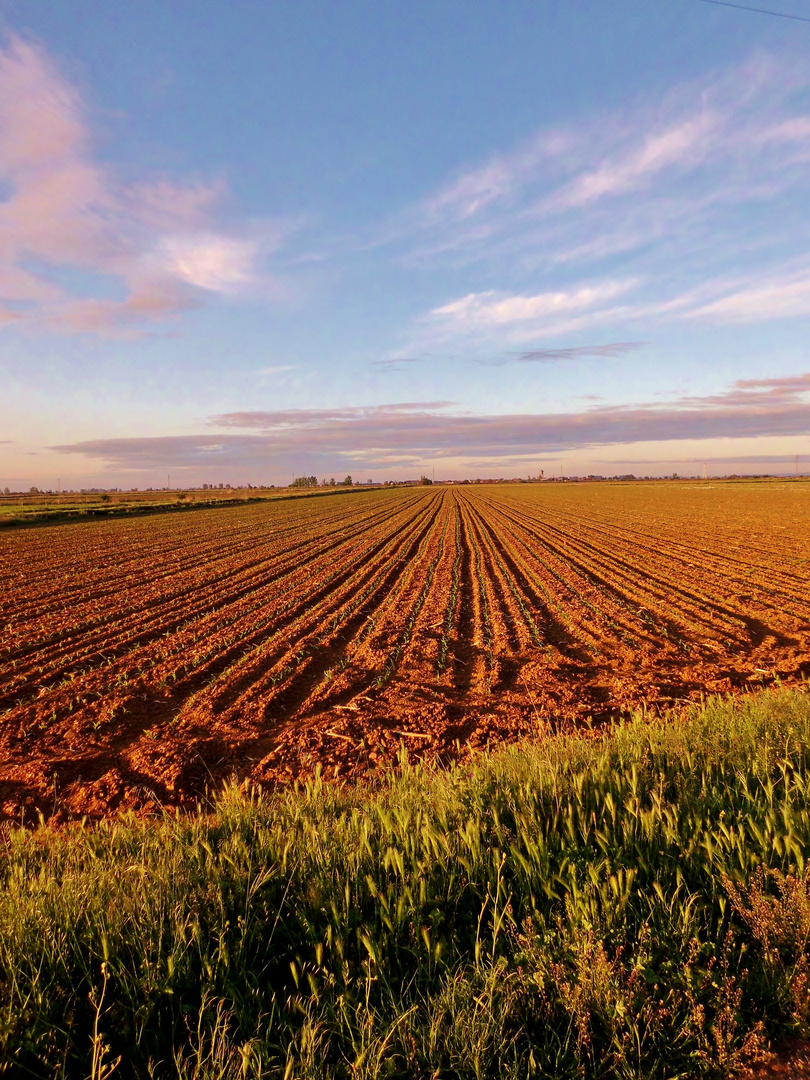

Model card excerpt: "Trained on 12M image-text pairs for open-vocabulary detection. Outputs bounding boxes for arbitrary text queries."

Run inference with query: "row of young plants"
[3,491,429,708]
[456,505,496,690]
[494,488,805,652]
[370,510,449,690]
[482,496,649,654]
[436,510,463,675]
[2,686,810,1078]
[1,493,435,738]
[464,495,583,658]
[182,494,440,709]
[263,497,445,704]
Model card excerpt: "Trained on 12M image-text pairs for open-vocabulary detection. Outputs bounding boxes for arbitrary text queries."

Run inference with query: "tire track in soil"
[459,491,634,721]
[207,492,452,785]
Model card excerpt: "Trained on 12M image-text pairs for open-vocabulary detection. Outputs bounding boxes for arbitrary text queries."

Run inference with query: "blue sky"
[1,0,810,487]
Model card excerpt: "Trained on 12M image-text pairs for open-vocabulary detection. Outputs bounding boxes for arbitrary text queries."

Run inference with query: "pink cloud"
[55,283,198,334]
[550,115,717,210]
[0,34,266,336]
[50,373,810,477]
[431,280,636,330]
[686,270,810,322]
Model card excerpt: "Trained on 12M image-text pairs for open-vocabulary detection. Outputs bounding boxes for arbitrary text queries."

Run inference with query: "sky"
[1,0,810,488]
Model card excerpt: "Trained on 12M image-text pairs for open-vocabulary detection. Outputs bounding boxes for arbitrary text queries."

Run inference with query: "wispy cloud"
[380,54,810,348]
[683,454,806,466]
[544,113,721,213]
[0,34,288,335]
[407,54,808,246]
[209,402,456,429]
[50,373,810,475]
[686,267,810,321]
[424,258,810,344]
[256,364,300,376]
[158,234,260,293]
[431,280,637,335]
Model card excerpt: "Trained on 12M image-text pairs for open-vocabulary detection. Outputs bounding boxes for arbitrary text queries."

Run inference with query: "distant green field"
[2,687,809,1078]
[0,485,362,526]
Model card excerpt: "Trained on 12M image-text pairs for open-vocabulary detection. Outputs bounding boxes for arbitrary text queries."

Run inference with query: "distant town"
[3,469,808,497]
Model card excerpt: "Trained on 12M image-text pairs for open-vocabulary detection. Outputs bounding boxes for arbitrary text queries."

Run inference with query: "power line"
[688,0,810,23]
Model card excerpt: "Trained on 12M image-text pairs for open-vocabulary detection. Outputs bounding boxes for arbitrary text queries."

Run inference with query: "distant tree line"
[291,476,355,488]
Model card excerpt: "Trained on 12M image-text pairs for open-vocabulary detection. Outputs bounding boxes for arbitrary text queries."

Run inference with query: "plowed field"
[2,481,809,821]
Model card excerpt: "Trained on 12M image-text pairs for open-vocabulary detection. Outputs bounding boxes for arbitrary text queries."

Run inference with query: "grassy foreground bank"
[2,691,810,1079]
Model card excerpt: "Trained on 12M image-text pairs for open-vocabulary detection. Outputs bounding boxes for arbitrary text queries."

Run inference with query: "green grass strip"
[2,687,810,1078]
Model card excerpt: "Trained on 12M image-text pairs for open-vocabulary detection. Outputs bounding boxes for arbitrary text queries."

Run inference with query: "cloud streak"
[431,280,637,331]
[475,342,644,366]
[50,373,810,475]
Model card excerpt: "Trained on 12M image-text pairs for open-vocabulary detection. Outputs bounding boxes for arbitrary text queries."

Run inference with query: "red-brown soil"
[741,1039,810,1078]
[2,481,810,822]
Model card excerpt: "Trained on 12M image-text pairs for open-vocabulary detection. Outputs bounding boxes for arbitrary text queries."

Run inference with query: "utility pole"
[167,473,171,491]
[703,461,707,480]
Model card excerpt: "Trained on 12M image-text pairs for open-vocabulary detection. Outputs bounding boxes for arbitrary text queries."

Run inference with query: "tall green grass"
[2,688,810,1078]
